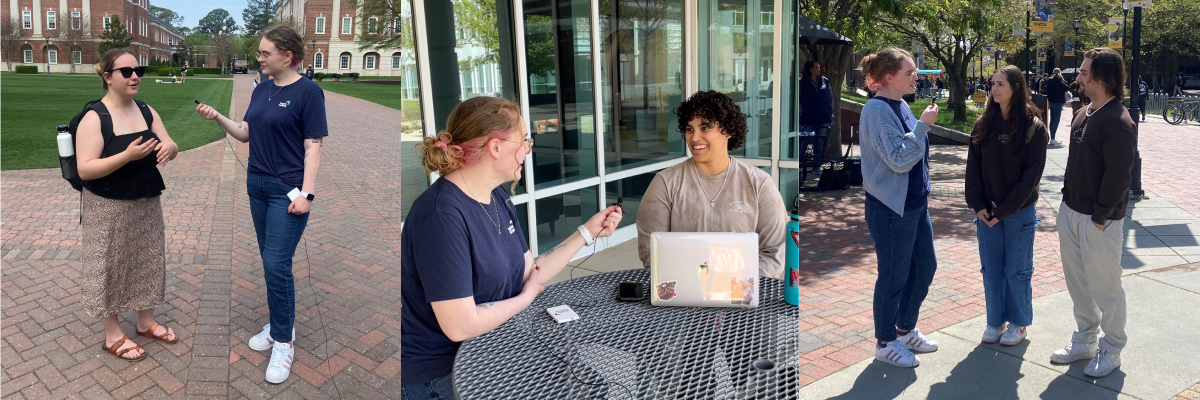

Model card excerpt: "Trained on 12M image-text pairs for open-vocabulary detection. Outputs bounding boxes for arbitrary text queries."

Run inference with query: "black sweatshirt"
[1062,101,1137,225]
[965,114,1049,221]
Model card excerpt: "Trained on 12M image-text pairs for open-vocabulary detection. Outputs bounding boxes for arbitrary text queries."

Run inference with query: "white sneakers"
[1050,341,1099,364]
[982,324,1006,343]
[249,324,296,384]
[897,328,939,353]
[875,340,920,367]
[265,341,295,384]
[1085,348,1121,378]
[249,324,294,351]
[999,325,1028,346]
[1049,139,1063,146]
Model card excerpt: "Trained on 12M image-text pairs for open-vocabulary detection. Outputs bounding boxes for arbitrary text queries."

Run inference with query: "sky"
[154,1,247,31]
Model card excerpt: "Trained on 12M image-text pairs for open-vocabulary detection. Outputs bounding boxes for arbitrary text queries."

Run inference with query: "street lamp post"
[1130,5,1145,198]
[44,37,50,74]
[1025,10,1032,73]
[168,38,173,76]
[311,40,316,70]
[1073,19,1081,73]
[225,44,230,75]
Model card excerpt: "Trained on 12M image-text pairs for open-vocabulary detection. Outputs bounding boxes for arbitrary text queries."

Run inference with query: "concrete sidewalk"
[800,128,1200,399]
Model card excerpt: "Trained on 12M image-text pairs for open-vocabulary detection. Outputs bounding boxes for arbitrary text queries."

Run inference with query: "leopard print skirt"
[80,190,166,319]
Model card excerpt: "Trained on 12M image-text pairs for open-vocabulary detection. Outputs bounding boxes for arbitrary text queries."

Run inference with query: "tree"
[149,5,183,28]
[98,15,132,56]
[198,9,239,36]
[57,13,92,73]
[454,0,500,71]
[799,0,906,158]
[210,33,241,74]
[242,0,276,37]
[347,0,404,52]
[878,0,1010,123]
[2,17,21,72]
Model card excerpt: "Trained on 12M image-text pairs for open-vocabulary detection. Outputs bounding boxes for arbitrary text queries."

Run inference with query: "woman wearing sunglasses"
[75,48,180,362]
[195,25,326,384]
[400,96,622,399]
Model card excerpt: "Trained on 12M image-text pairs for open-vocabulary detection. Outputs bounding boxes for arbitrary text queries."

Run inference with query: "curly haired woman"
[635,90,789,278]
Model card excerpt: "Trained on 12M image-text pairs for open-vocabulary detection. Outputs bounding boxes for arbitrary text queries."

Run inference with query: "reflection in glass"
[604,171,659,230]
[781,168,799,206]
[400,0,425,221]
[524,0,598,190]
[534,187,600,253]
[598,0,687,173]
[782,3,798,161]
[699,0,772,159]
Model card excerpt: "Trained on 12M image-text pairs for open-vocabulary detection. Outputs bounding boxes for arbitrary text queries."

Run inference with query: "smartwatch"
[300,191,315,201]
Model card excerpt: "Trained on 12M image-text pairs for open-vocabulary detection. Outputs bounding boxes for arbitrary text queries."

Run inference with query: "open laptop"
[649,232,759,308]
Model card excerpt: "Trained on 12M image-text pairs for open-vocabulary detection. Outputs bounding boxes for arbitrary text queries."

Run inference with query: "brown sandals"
[136,322,178,345]
[101,336,147,361]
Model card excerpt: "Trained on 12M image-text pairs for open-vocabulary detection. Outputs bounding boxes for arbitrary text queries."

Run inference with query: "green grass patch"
[1,73,232,170]
[842,93,983,134]
[315,81,422,123]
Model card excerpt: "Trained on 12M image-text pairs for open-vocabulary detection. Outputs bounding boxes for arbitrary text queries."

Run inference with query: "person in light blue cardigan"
[859,47,942,368]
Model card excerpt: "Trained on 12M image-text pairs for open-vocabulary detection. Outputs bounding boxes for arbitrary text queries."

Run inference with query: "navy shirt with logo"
[243,77,328,188]
[400,178,528,385]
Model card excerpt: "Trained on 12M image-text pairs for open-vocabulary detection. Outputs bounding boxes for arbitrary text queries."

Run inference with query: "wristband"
[577,225,594,246]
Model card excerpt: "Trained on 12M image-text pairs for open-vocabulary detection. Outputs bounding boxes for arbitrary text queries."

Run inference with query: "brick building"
[275,0,402,76]
[2,0,183,73]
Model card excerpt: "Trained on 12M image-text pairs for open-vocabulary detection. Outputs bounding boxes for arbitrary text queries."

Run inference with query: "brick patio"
[1,75,404,399]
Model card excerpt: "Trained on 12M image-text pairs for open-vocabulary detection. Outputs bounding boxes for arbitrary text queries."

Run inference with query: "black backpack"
[64,99,153,191]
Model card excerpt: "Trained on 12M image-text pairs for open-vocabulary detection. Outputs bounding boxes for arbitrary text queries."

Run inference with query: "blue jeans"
[976,205,1038,328]
[247,173,310,343]
[866,196,938,342]
[1048,102,1063,140]
[401,373,458,400]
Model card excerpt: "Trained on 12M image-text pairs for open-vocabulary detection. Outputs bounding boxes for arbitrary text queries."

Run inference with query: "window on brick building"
[71,11,80,30]
[316,17,325,34]
[22,10,31,29]
[342,17,352,34]
[47,11,56,30]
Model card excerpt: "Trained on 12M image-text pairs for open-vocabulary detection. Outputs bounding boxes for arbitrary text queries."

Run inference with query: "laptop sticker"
[657,281,678,301]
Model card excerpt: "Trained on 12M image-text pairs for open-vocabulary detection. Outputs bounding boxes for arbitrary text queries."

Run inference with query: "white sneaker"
[1049,139,1062,146]
[999,325,1028,346]
[265,341,294,384]
[896,328,939,353]
[249,324,295,352]
[1085,348,1121,378]
[1050,341,1098,364]
[982,324,1006,344]
[875,340,920,367]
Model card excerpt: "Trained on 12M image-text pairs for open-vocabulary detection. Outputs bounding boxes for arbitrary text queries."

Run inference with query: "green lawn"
[1,73,232,170]
[315,81,421,122]
[842,93,983,134]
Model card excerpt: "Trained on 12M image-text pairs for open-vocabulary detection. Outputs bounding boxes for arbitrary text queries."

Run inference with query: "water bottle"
[784,195,801,306]
[56,125,77,180]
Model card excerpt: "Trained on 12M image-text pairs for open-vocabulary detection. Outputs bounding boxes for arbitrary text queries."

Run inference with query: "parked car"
[1182,75,1200,91]
[233,59,249,74]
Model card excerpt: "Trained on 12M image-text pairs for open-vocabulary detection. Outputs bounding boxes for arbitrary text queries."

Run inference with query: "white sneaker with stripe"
[265,341,294,384]
[875,340,920,367]
[897,328,939,352]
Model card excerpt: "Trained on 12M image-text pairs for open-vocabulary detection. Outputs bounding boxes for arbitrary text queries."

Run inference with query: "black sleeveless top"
[82,102,167,200]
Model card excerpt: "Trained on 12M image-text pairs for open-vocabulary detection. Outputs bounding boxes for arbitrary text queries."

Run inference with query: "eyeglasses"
[502,137,534,149]
[107,66,146,78]
[256,50,274,59]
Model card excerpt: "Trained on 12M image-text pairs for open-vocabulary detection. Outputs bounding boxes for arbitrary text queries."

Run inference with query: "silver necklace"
[1085,96,1115,117]
[694,158,731,208]
[460,172,502,235]
[268,82,284,102]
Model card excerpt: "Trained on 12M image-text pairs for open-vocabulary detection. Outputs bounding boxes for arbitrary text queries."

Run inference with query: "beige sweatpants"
[1056,203,1128,354]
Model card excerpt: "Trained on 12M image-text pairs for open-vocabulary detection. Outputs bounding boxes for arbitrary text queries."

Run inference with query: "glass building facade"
[402,0,797,256]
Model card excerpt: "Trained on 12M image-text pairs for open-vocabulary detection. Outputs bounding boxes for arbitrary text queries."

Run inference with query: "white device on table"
[649,232,759,308]
[546,305,579,323]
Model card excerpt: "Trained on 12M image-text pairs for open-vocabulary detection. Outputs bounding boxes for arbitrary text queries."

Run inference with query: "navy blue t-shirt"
[400,178,528,385]
[243,77,328,188]
[866,96,930,207]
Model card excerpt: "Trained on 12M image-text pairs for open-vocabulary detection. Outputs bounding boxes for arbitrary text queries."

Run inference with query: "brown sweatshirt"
[965,114,1049,221]
[1062,100,1137,225]
[636,158,789,278]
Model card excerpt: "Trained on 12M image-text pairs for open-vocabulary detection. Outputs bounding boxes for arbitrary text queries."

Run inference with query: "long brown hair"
[970,65,1040,152]
[1084,47,1127,100]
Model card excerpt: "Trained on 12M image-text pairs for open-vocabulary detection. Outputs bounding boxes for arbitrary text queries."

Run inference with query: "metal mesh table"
[453,270,799,399]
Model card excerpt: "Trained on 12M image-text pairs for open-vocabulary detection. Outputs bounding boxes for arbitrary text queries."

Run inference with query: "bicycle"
[1163,97,1200,125]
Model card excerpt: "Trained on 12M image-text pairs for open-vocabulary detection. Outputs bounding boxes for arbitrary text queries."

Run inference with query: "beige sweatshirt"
[636,158,789,278]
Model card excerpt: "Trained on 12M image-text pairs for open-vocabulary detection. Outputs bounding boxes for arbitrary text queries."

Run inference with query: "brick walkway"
[1,75,404,399]
[795,112,1200,391]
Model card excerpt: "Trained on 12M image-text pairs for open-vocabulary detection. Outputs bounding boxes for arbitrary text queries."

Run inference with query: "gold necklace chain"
[460,172,502,235]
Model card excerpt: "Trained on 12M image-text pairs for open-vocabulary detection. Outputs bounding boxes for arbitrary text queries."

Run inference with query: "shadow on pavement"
[1039,362,1126,400]
[823,359,917,400]
[926,343,1028,400]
